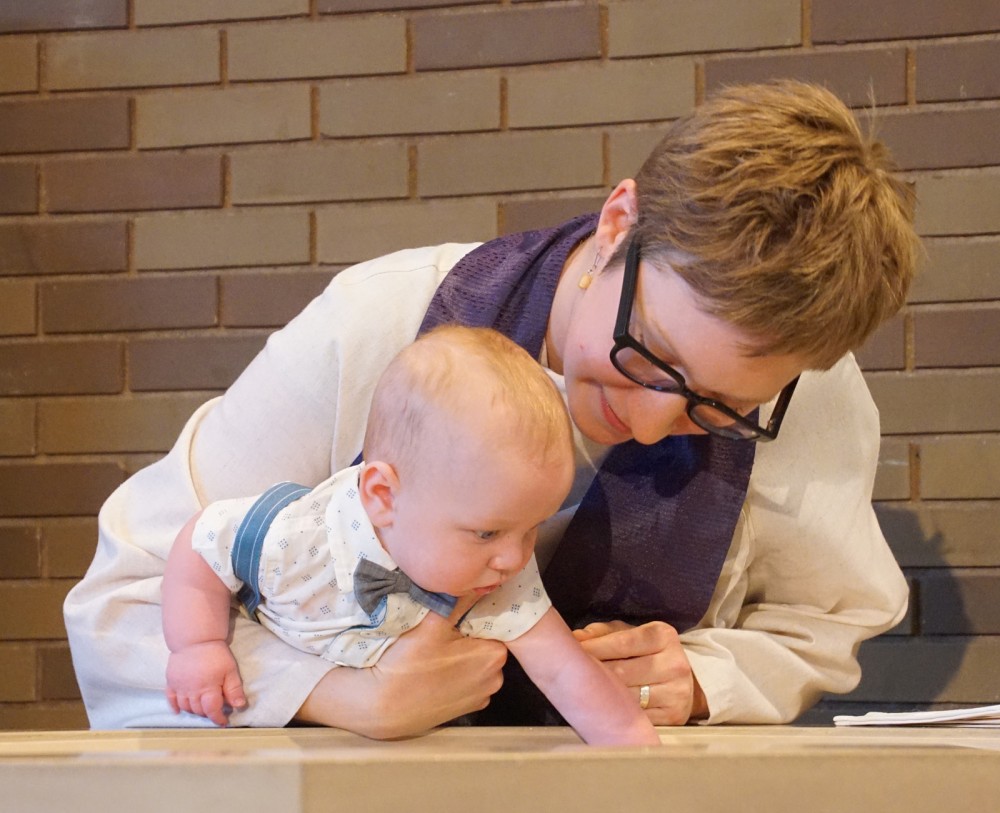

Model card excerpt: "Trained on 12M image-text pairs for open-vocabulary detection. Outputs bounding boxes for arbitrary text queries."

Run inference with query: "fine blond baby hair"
[363,325,572,476]
[620,80,920,370]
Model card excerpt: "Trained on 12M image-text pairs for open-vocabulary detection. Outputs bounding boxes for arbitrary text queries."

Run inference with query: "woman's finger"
[577,620,680,661]
[573,619,632,641]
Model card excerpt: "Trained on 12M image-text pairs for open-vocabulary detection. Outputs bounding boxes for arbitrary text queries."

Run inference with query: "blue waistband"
[231,481,311,618]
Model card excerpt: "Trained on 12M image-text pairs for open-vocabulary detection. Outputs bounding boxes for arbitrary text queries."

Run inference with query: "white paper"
[833,703,1000,728]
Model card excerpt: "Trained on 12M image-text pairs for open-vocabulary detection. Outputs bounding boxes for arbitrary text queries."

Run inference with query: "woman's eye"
[475,530,499,540]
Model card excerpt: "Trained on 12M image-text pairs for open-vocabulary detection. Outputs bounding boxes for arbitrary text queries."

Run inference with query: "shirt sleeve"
[189,495,261,594]
[460,555,553,642]
[682,354,909,725]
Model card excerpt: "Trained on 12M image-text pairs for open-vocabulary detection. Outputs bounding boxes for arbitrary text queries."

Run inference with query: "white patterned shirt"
[191,464,552,668]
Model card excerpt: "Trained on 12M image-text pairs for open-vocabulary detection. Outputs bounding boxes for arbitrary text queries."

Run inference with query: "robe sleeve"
[63,245,472,728]
[682,354,909,724]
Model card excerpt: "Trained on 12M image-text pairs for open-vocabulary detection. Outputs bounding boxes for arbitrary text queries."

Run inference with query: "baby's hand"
[166,641,247,726]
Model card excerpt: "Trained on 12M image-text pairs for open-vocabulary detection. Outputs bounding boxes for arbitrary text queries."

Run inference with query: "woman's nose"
[626,387,706,444]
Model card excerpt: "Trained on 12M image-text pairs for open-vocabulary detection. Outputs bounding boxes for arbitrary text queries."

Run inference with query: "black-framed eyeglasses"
[610,237,798,442]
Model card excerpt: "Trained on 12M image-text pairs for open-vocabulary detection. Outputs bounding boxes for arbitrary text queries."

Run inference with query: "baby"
[162,325,659,746]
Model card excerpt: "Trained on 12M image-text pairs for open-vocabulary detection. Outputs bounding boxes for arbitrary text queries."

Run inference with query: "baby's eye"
[474,530,500,541]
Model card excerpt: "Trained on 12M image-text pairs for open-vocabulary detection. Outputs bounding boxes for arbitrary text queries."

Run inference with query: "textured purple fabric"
[420,213,596,358]
[418,215,756,725]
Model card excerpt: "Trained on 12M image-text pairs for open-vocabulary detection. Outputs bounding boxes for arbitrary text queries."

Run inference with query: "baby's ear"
[358,461,399,528]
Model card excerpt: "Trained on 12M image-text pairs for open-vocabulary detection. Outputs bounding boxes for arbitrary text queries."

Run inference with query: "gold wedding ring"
[639,684,651,710]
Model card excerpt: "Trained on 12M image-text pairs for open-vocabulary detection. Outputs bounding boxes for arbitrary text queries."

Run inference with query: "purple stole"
[418,214,756,725]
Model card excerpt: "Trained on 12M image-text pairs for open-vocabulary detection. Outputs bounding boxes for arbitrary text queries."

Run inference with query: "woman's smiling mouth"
[600,392,631,438]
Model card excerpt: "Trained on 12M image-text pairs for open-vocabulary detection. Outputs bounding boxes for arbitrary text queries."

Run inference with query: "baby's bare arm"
[162,512,235,650]
[506,607,660,746]
[162,513,247,724]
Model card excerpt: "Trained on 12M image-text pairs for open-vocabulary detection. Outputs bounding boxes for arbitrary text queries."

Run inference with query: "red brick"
[123,453,165,478]
[229,142,407,205]
[609,0,799,58]
[609,126,671,183]
[813,0,1000,42]
[321,0,491,9]
[46,28,219,91]
[914,305,1000,367]
[910,237,1000,304]
[876,502,1000,568]
[135,85,310,150]
[228,17,404,81]
[868,106,1000,171]
[39,393,210,454]
[872,437,909,501]
[918,569,1000,634]
[0,97,129,155]
[0,580,75,639]
[128,334,268,391]
[0,398,35,456]
[316,199,496,264]
[855,314,906,371]
[221,269,335,327]
[916,40,1000,103]
[920,435,1000,500]
[0,701,89,730]
[318,73,500,138]
[705,48,906,107]
[46,153,222,214]
[412,6,600,71]
[508,58,694,129]
[0,526,40,578]
[40,518,98,578]
[0,0,127,33]
[914,171,1000,237]
[866,370,1000,434]
[891,586,917,636]
[0,36,38,94]
[0,219,127,275]
[0,163,37,214]
[501,196,606,236]
[417,130,602,197]
[134,209,310,269]
[0,462,125,518]
[136,0,308,26]
[40,275,218,334]
[0,642,37,701]
[38,644,81,700]
[847,636,1000,704]
[0,340,123,397]
[0,279,35,336]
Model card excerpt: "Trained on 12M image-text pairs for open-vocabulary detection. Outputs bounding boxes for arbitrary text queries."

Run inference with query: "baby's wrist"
[169,639,229,655]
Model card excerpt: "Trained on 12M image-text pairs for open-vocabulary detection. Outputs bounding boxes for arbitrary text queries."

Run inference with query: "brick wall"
[0,0,997,730]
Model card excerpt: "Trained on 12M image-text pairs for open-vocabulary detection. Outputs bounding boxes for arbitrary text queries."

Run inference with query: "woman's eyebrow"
[641,314,761,406]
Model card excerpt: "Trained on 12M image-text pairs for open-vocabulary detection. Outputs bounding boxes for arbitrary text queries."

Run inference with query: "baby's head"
[363,325,573,483]
[359,325,575,597]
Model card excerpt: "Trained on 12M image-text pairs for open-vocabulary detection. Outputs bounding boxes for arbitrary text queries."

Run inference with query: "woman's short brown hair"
[619,80,920,370]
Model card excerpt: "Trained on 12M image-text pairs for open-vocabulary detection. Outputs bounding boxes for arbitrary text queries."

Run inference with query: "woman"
[65,81,919,734]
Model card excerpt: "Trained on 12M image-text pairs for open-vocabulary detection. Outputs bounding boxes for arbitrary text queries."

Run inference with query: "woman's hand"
[296,610,507,739]
[573,620,707,726]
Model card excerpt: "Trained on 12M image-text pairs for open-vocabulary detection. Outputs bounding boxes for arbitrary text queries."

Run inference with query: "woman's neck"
[545,233,597,375]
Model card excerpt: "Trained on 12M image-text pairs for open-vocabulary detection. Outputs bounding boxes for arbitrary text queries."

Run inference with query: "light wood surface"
[2,725,998,813]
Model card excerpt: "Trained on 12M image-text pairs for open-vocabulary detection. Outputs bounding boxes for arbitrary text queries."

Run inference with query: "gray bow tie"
[353,558,457,618]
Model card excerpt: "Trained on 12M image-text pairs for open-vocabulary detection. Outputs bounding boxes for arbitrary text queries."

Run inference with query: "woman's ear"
[594,179,638,258]
[358,460,400,529]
